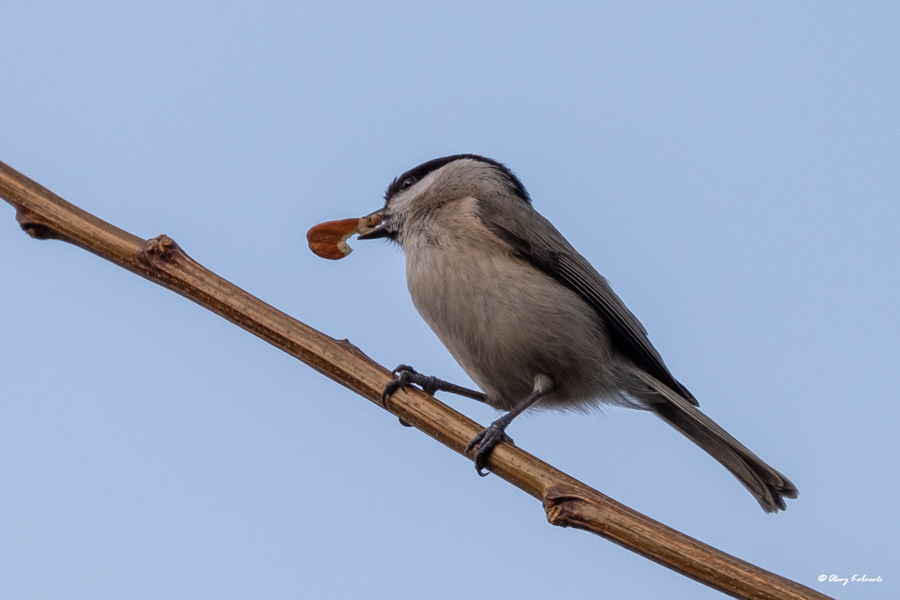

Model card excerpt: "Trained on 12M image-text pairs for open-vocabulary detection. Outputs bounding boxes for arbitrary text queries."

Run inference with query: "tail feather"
[631,371,798,513]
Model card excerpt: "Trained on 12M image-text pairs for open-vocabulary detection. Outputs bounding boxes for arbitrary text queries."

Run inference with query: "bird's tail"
[628,370,798,513]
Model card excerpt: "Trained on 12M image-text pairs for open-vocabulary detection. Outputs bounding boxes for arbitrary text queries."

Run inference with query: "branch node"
[139,234,182,265]
[15,205,73,242]
[542,484,596,529]
[336,338,376,362]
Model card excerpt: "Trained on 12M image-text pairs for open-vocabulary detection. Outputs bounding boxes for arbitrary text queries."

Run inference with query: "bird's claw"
[465,424,514,476]
[382,364,448,408]
[380,364,418,407]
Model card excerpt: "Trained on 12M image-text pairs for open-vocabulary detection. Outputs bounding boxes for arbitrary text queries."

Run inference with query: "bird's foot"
[381,364,487,407]
[381,364,439,406]
[465,420,514,476]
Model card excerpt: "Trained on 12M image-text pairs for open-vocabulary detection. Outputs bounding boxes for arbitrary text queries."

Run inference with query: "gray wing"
[477,198,697,405]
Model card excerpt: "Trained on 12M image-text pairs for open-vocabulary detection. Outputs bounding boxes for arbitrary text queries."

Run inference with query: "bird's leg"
[381,364,488,406]
[382,365,489,427]
[465,374,556,476]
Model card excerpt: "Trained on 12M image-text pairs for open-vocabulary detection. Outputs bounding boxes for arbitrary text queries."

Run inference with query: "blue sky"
[2,2,898,599]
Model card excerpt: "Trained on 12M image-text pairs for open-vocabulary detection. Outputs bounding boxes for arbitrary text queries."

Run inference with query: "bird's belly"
[406,245,615,410]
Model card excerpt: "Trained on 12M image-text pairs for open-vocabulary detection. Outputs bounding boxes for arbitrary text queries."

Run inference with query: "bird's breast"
[402,221,614,409]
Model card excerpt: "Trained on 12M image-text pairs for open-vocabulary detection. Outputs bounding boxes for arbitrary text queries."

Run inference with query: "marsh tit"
[358,154,797,512]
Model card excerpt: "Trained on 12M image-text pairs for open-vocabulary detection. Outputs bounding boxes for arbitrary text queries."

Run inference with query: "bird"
[357,154,798,512]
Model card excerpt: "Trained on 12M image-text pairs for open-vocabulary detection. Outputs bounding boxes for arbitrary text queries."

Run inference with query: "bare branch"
[0,159,832,600]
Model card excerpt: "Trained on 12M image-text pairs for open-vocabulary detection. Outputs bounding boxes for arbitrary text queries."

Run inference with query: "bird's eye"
[401,176,417,190]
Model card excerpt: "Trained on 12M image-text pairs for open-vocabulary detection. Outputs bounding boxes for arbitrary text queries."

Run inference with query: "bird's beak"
[357,210,390,240]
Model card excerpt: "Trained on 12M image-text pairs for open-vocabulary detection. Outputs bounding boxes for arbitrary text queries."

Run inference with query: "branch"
[0,159,831,600]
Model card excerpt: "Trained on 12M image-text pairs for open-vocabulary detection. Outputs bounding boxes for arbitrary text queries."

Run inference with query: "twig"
[0,159,832,600]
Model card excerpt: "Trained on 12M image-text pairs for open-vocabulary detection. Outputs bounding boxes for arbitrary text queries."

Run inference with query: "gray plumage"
[359,154,797,512]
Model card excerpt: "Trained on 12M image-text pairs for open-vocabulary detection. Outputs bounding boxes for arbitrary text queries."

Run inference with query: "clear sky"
[2,2,898,599]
